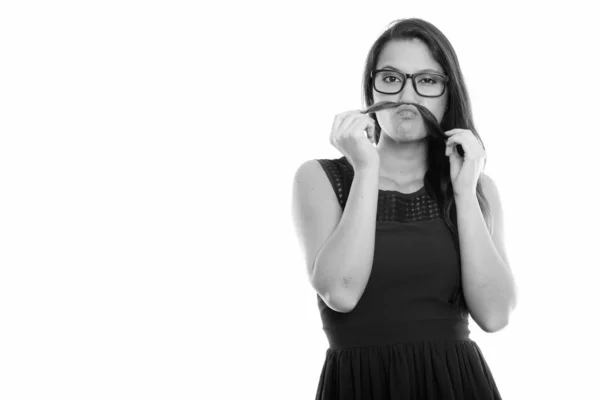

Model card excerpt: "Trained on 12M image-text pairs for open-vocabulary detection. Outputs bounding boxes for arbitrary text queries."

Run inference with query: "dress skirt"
[315,338,501,400]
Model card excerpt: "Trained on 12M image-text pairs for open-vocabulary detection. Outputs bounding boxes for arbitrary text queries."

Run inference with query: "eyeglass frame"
[370,69,450,98]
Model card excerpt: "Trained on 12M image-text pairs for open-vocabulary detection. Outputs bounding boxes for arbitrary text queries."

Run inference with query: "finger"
[447,139,468,158]
[365,118,376,143]
[446,134,465,146]
[346,116,369,139]
[351,115,376,137]
[360,116,376,142]
[447,144,461,157]
[332,110,362,134]
[337,112,362,136]
[444,129,466,136]
[331,111,357,143]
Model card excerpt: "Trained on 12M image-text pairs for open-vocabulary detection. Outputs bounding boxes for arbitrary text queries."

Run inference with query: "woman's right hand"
[329,110,380,171]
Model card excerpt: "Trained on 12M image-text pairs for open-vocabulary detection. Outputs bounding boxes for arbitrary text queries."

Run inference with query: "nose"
[396,77,419,104]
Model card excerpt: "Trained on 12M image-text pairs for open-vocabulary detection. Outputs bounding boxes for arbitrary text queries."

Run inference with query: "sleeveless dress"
[313,156,502,400]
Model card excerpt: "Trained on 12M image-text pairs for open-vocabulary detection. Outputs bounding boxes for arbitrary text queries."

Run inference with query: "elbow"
[484,294,518,333]
[315,292,356,313]
[481,319,507,333]
[479,289,518,333]
[481,312,511,333]
[310,267,357,313]
[312,280,357,313]
[323,289,357,314]
[336,296,357,313]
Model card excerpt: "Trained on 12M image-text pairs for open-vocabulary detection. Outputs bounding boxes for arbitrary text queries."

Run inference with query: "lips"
[397,104,418,115]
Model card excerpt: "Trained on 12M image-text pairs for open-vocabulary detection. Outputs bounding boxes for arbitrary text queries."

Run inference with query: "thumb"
[366,124,375,144]
[449,149,461,168]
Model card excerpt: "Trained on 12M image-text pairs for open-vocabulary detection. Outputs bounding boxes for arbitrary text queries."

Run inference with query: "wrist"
[454,192,478,205]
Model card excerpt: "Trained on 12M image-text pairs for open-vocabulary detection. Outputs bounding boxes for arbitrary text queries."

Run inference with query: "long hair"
[361,18,493,318]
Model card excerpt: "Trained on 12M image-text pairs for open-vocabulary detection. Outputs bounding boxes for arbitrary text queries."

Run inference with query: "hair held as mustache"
[361,101,465,157]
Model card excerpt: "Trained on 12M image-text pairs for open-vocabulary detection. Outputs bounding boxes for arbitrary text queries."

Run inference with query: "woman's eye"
[419,78,435,84]
[383,76,399,83]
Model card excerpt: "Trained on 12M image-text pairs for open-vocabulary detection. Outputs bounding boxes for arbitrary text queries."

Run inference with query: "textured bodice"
[315,156,469,349]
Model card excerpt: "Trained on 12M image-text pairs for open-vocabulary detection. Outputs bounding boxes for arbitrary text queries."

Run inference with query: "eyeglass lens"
[374,71,445,96]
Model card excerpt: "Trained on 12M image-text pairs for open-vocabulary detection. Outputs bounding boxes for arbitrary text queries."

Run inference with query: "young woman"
[292,18,517,399]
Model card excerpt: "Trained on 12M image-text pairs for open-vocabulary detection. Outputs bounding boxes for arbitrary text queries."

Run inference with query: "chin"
[386,132,428,143]
[382,125,427,140]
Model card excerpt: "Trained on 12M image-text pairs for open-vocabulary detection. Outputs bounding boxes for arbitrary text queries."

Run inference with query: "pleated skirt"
[315,339,502,400]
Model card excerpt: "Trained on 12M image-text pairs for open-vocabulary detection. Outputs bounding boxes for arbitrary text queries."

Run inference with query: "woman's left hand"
[444,129,486,197]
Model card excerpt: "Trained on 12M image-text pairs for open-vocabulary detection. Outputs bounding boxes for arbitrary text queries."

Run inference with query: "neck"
[375,135,428,182]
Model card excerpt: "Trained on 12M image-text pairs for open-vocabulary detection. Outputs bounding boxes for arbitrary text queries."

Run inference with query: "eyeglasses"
[371,69,449,98]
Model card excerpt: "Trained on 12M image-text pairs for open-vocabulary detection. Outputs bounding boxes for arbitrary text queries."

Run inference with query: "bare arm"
[455,176,517,332]
[292,159,380,313]
[313,166,379,312]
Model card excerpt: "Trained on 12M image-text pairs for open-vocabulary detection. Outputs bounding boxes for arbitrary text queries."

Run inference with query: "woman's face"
[373,39,448,141]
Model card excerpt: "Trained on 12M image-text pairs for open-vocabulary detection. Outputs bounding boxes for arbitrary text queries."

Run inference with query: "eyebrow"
[378,65,444,74]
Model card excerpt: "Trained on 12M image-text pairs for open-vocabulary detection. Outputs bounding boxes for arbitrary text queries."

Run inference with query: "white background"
[1,1,598,399]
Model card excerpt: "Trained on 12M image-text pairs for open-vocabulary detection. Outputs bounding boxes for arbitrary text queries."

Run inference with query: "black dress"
[313,156,502,400]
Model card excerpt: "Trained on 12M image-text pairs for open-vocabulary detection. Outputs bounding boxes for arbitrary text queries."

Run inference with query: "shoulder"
[294,156,351,206]
[296,156,351,182]
[293,157,342,191]
[294,157,339,179]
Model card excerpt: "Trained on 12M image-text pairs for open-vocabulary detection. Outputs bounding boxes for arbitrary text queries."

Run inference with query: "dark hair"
[361,18,493,318]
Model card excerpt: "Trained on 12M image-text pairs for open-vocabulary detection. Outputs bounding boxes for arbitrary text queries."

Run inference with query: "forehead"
[376,39,443,74]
